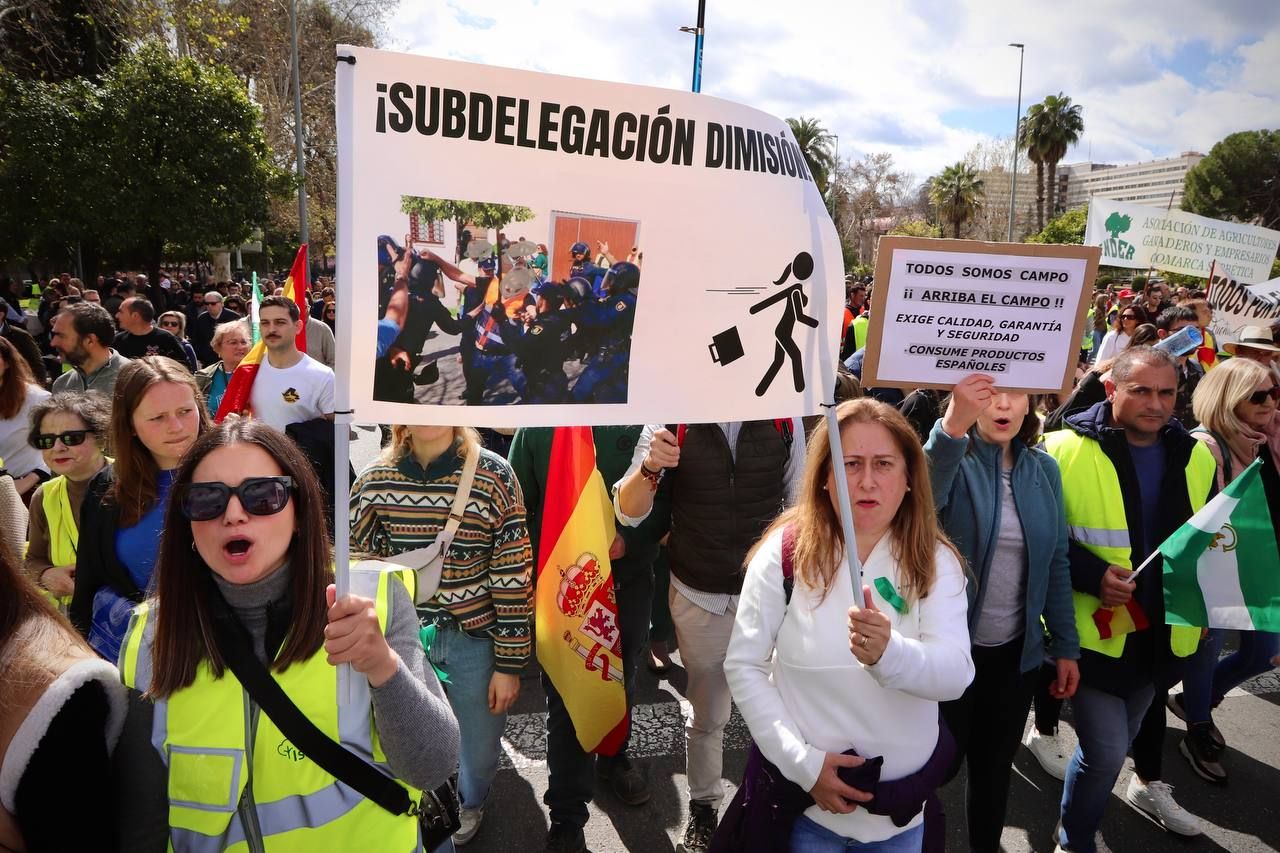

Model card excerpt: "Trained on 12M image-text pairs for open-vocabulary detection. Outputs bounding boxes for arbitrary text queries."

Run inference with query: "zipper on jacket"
[239,691,267,853]
[971,451,1003,629]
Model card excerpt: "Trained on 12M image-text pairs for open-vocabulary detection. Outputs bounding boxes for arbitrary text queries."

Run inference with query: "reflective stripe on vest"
[121,568,423,852]
[1043,430,1214,659]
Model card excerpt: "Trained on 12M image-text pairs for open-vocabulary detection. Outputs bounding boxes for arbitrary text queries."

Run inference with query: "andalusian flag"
[1163,459,1280,631]
[215,245,309,422]
[535,427,628,755]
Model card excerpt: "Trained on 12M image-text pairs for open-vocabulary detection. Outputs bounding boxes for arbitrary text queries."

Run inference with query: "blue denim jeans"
[789,817,923,852]
[1058,683,1154,852]
[1181,629,1280,722]
[425,623,507,810]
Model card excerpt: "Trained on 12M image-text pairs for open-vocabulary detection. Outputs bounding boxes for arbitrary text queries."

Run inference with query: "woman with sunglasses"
[0,336,51,499]
[24,393,110,611]
[69,357,207,661]
[116,420,459,852]
[322,301,337,334]
[1095,305,1147,363]
[1171,358,1280,785]
[351,425,532,847]
[158,311,199,373]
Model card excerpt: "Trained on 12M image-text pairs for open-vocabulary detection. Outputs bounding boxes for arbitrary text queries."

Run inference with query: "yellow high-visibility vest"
[121,568,424,852]
[1043,429,1214,659]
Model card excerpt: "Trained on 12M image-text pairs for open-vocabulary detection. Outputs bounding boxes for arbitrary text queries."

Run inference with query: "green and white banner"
[1162,459,1280,632]
[1084,198,1280,283]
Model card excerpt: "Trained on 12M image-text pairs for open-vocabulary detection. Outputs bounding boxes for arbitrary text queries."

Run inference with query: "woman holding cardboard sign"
[923,373,1079,853]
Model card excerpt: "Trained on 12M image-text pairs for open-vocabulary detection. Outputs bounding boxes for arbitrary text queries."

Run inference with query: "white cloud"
[389,0,1280,179]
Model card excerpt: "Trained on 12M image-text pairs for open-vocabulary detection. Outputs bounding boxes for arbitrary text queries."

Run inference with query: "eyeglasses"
[1248,387,1280,405]
[160,321,180,328]
[204,300,220,305]
[31,429,92,450]
[180,476,295,521]
[1120,314,1137,321]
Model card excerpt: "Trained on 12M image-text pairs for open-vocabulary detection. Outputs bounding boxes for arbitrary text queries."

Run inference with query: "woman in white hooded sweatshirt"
[725,399,974,853]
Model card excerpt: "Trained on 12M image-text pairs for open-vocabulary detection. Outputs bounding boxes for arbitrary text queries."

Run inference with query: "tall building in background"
[973,168,1039,241]
[1060,151,1204,211]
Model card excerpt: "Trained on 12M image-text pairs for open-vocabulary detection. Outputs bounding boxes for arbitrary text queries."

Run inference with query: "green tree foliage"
[0,0,131,81]
[400,197,534,261]
[888,217,942,238]
[928,163,985,238]
[786,116,836,196]
[1025,206,1087,245]
[0,42,286,275]
[1019,93,1084,232]
[1182,129,1280,231]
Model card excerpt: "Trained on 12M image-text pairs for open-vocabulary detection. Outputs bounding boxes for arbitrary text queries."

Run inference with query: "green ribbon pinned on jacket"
[873,577,908,615]
[419,624,451,685]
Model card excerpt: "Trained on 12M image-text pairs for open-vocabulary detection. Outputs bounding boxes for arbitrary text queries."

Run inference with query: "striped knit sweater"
[351,445,533,674]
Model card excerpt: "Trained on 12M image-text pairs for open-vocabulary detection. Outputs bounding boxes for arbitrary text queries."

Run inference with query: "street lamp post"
[1007,42,1025,242]
[289,0,309,257]
[679,0,707,93]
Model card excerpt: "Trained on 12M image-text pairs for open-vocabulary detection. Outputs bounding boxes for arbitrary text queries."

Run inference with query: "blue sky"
[394,0,1280,181]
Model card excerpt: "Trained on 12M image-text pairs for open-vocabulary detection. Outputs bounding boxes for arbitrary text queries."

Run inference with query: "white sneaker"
[1125,776,1202,836]
[1024,726,1072,781]
[454,805,484,845]
[1054,837,1111,853]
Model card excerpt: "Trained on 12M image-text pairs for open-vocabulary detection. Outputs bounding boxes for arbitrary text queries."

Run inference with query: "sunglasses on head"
[180,476,295,522]
[32,429,92,450]
[1249,387,1280,405]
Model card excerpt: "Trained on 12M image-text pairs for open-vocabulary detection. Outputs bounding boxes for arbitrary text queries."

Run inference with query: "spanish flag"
[535,427,628,755]
[215,245,310,422]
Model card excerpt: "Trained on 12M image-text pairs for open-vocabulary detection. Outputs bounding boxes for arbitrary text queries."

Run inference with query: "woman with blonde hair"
[157,310,198,372]
[351,425,532,847]
[723,399,973,853]
[1172,357,1280,785]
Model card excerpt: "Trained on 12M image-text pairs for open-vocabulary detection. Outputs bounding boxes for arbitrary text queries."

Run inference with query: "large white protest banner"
[861,237,1099,396]
[1083,198,1280,283]
[1207,264,1280,345]
[334,47,841,427]
[1249,277,1280,305]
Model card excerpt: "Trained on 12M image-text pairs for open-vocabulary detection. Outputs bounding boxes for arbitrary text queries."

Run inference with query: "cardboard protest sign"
[1207,264,1280,345]
[335,47,841,427]
[1084,198,1280,283]
[861,237,1099,396]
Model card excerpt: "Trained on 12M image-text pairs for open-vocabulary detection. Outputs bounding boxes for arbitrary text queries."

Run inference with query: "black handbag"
[213,610,461,849]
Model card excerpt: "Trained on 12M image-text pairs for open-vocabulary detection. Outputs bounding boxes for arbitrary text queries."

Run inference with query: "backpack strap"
[780,523,796,606]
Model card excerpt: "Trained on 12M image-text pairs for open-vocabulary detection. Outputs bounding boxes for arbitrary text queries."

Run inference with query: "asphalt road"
[348,426,1280,853]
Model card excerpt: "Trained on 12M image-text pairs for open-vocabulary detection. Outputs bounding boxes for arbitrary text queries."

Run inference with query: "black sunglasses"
[181,476,295,521]
[1248,387,1280,405]
[32,430,92,450]
[1120,314,1138,320]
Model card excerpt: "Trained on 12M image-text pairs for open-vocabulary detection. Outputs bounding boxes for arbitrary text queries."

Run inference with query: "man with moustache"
[245,296,334,431]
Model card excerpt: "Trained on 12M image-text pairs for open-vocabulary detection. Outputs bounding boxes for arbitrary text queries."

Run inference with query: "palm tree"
[787,116,836,196]
[929,162,985,238]
[1019,93,1085,229]
[1018,114,1048,233]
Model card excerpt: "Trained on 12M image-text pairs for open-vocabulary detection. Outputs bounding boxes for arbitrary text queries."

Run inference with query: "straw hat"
[1223,326,1280,355]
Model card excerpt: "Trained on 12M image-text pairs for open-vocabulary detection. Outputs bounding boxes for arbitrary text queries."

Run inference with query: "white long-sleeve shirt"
[724,530,974,843]
[1095,329,1130,362]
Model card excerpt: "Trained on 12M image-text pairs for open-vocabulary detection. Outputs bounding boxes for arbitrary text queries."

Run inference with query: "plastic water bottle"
[1154,326,1204,357]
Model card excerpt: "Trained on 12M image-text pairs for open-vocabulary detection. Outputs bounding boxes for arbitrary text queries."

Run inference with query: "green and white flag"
[1162,459,1280,631]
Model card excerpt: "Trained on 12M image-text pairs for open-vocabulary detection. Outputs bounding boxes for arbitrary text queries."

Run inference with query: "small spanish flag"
[215,245,310,422]
[535,427,628,755]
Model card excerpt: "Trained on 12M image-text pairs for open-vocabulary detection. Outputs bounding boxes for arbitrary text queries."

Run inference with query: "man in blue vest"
[1044,346,1215,852]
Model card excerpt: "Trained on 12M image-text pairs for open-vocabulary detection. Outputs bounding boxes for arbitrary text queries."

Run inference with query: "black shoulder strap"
[211,608,412,817]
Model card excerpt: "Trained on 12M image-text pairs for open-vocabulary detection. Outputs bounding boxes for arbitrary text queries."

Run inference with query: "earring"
[190,541,196,551]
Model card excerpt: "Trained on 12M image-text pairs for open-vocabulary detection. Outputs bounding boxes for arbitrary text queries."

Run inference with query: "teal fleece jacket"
[924,419,1080,673]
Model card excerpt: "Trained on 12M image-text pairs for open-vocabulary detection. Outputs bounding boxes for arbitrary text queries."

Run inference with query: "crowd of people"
[374,239,641,407]
[1,257,1278,853]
